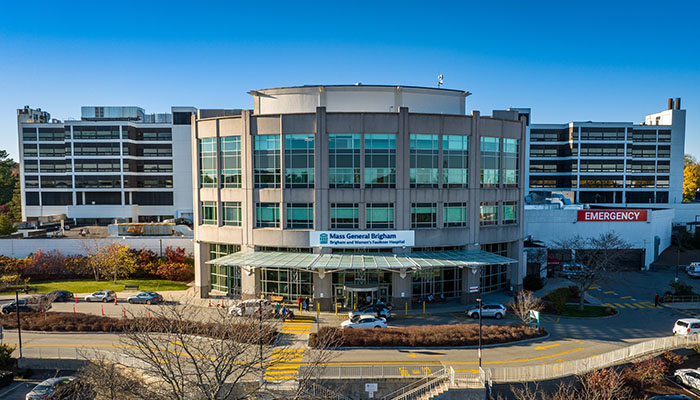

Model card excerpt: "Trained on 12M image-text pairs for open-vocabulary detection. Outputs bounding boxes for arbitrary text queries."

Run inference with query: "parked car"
[228,299,274,316]
[673,318,700,335]
[46,290,75,303]
[127,292,164,305]
[648,395,693,400]
[466,303,507,319]
[561,262,585,279]
[348,305,392,320]
[687,264,700,278]
[25,376,76,400]
[84,290,116,303]
[1,297,50,314]
[674,368,700,390]
[341,315,387,329]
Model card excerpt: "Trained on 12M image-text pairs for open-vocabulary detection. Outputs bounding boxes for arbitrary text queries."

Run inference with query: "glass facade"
[285,134,314,188]
[411,203,437,228]
[331,203,359,229]
[223,202,242,226]
[502,201,517,224]
[199,138,217,188]
[201,201,217,225]
[442,135,469,188]
[364,134,396,188]
[220,136,241,188]
[480,202,498,226]
[480,264,508,293]
[286,203,314,229]
[410,134,439,188]
[412,267,464,300]
[502,138,519,187]
[366,203,394,229]
[444,203,467,227]
[254,135,281,188]
[261,267,313,301]
[480,137,499,187]
[329,134,361,188]
[256,202,280,228]
[209,244,241,295]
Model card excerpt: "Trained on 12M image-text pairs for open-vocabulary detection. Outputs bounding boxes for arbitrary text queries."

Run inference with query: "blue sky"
[1,0,698,160]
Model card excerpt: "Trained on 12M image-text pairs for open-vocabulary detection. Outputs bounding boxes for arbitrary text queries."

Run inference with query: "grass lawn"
[1,279,188,294]
[556,304,616,318]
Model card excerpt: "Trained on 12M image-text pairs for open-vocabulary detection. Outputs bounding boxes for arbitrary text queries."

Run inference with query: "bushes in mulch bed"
[309,324,544,348]
[0,312,277,344]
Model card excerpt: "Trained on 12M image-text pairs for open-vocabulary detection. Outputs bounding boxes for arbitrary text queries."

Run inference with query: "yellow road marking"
[638,302,655,309]
[620,296,632,299]
[406,354,445,358]
[613,303,626,309]
[589,286,600,290]
[565,338,585,344]
[624,303,639,309]
[272,349,305,353]
[535,344,560,350]
[264,370,300,375]
[603,303,614,308]
[604,291,615,294]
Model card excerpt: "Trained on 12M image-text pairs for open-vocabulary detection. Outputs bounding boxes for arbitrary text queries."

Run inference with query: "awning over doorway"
[207,249,517,272]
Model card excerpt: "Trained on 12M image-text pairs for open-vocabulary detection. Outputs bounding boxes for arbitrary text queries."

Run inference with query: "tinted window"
[677,321,689,327]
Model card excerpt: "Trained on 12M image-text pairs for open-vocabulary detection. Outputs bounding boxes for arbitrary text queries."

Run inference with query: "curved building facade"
[193,85,527,310]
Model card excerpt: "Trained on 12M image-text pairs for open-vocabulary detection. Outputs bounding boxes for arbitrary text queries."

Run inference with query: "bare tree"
[554,231,630,310]
[509,291,544,324]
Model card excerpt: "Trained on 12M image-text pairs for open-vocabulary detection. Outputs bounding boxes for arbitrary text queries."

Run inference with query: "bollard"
[423,301,425,315]
[353,302,356,310]
[299,302,302,314]
[208,296,212,307]
[101,304,104,316]
[114,297,118,305]
[335,302,338,316]
[405,302,408,316]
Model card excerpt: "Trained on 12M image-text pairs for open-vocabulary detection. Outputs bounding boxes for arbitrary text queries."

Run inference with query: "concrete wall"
[524,208,673,268]
[0,237,193,258]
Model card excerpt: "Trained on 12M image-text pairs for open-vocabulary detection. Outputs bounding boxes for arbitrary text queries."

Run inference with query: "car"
[687,264,700,278]
[348,305,392,320]
[46,290,75,302]
[466,303,507,319]
[25,376,76,400]
[674,368,700,390]
[84,290,116,303]
[561,262,585,279]
[341,315,387,329]
[228,299,274,316]
[127,292,164,305]
[673,318,700,335]
[1,297,50,314]
[648,395,693,400]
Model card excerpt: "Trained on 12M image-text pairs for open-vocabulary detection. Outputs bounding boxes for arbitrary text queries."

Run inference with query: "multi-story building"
[17,105,196,224]
[194,85,527,310]
[526,98,686,204]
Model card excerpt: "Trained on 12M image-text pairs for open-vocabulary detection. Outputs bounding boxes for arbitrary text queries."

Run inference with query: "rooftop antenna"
[437,74,444,88]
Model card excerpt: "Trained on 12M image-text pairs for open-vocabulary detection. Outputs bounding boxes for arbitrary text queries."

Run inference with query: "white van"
[673,318,700,335]
[228,299,274,317]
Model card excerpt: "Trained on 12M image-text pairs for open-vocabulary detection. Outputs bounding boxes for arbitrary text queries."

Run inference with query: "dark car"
[46,290,75,302]
[1,298,50,314]
[127,292,164,305]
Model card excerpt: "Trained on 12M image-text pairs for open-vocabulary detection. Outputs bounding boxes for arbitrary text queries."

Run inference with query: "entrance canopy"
[207,249,517,272]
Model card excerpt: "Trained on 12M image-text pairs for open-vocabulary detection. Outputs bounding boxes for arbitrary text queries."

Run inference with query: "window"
[410,134,439,187]
[480,263,508,293]
[201,201,218,225]
[38,128,64,141]
[413,267,464,300]
[365,134,396,188]
[502,138,519,187]
[223,202,242,226]
[442,135,469,188]
[199,138,217,188]
[123,176,173,188]
[132,192,173,205]
[366,203,394,229]
[285,134,314,188]
[480,137,499,187]
[75,159,119,172]
[173,111,193,125]
[220,136,241,188]
[254,135,281,188]
[75,176,120,188]
[24,176,38,188]
[22,127,37,141]
[580,128,625,141]
[39,144,65,157]
[411,203,437,228]
[72,126,120,140]
[73,143,120,156]
[658,130,671,142]
[123,144,173,157]
[24,160,38,173]
[83,192,121,205]
[286,203,313,229]
[502,201,517,224]
[23,144,37,157]
[261,267,313,302]
[658,146,670,158]
[331,203,359,229]
[41,192,72,206]
[329,134,361,188]
[444,203,467,227]
[26,192,39,205]
[480,202,498,226]
[125,160,172,173]
[40,160,72,173]
[210,264,241,295]
[256,203,280,228]
[41,176,73,189]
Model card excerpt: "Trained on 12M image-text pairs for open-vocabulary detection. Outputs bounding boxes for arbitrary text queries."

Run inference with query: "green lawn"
[1,279,188,294]
[557,304,616,318]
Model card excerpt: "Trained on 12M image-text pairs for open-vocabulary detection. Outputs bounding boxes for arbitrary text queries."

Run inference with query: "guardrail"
[305,364,443,379]
[664,295,700,303]
[380,368,449,400]
[488,334,700,383]
[390,369,451,400]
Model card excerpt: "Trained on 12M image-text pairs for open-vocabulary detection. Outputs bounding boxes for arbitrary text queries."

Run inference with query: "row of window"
[199,134,520,189]
[530,144,671,158]
[200,201,518,228]
[530,176,670,188]
[22,126,172,141]
[25,191,174,206]
[529,160,670,174]
[23,143,173,158]
[529,128,671,142]
[24,159,173,173]
[25,175,173,189]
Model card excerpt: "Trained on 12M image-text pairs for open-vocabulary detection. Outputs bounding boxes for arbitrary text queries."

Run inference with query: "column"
[313,271,332,311]
[194,241,210,297]
[392,270,412,310]
[240,267,260,300]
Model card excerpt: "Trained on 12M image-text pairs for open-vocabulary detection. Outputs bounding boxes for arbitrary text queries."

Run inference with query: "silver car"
[674,368,700,390]
[466,303,507,319]
[26,376,75,400]
[84,290,116,302]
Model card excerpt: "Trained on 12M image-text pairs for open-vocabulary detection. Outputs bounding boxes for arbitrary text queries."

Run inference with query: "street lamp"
[476,297,482,368]
[15,285,32,362]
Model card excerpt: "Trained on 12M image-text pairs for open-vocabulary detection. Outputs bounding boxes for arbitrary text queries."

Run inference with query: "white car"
[688,264,700,278]
[340,315,387,329]
[84,290,116,302]
[466,303,507,319]
[673,318,700,335]
[26,376,76,400]
[228,299,274,316]
[675,368,700,390]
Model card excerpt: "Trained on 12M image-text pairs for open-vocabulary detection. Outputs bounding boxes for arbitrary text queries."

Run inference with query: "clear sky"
[1,0,698,161]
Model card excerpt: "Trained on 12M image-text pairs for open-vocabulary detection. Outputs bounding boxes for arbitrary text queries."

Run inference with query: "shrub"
[670,280,695,296]
[156,262,194,282]
[546,289,569,314]
[0,344,14,367]
[624,356,669,387]
[522,274,544,291]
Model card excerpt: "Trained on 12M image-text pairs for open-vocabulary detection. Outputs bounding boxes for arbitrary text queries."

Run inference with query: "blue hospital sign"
[310,231,415,248]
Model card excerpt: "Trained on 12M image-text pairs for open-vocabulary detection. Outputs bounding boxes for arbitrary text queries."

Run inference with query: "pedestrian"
[280,305,288,320]
[302,298,308,311]
[274,302,281,316]
[655,293,660,307]
[297,296,302,309]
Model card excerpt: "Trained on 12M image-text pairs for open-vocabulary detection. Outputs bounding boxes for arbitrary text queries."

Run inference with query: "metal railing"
[380,367,449,400]
[663,295,700,303]
[304,364,442,379]
[488,334,700,383]
[388,368,452,400]
[300,381,353,400]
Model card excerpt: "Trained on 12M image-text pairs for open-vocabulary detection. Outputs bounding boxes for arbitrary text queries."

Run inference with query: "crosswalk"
[279,314,314,334]
[602,301,659,310]
[264,315,315,382]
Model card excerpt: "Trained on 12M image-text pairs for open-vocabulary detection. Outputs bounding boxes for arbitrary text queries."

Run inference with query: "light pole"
[477,297,482,368]
[15,290,22,361]
[258,304,264,386]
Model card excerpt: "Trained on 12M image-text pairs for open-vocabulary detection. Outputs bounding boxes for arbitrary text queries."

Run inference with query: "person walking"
[302,298,308,311]
[655,293,660,307]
